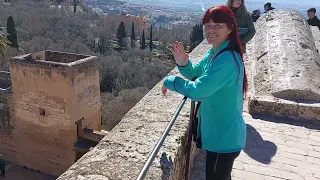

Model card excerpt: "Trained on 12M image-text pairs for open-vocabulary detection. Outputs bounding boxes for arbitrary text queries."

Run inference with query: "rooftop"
[10,50,99,72]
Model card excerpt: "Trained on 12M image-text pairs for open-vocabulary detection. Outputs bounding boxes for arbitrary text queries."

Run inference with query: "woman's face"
[232,0,242,8]
[204,20,232,47]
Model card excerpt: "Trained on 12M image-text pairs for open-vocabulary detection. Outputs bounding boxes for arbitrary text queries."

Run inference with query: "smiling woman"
[163,5,247,180]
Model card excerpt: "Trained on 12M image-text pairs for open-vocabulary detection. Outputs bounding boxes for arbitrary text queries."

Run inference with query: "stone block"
[248,10,320,120]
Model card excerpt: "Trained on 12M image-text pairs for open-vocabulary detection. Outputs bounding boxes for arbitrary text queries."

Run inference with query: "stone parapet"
[252,9,320,101]
[248,10,320,120]
[10,51,99,79]
[249,95,320,121]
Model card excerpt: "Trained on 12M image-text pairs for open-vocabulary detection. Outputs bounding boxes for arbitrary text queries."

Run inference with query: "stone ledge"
[57,41,212,180]
[10,51,99,76]
[249,96,320,121]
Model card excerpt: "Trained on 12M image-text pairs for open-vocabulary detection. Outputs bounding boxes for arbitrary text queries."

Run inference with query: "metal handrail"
[136,96,188,180]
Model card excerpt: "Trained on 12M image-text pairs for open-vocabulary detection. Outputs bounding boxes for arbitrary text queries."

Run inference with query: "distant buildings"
[110,14,148,32]
[0,0,11,6]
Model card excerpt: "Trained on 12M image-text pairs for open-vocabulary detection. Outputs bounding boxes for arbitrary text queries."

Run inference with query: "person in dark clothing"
[252,9,261,22]
[307,8,320,30]
[0,155,5,177]
[227,0,256,52]
[264,2,275,13]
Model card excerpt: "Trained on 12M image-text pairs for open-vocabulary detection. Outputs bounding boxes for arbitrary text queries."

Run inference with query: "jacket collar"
[209,40,230,59]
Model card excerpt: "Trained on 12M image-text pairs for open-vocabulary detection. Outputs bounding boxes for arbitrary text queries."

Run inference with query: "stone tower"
[9,50,101,176]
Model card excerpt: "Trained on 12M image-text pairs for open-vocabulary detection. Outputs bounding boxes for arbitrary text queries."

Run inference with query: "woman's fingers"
[170,47,175,54]
[173,42,179,52]
[162,86,167,96]
[178,42,184,52]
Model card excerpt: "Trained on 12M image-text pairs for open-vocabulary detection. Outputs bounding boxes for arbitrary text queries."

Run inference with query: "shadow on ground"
[243,124,277,164]
[251,113,320,130]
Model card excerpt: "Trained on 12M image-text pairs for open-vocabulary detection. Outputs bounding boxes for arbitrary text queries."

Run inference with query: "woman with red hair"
[162,5,247,179]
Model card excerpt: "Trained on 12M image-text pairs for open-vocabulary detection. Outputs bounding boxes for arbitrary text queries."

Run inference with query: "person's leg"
[206,151,241,180]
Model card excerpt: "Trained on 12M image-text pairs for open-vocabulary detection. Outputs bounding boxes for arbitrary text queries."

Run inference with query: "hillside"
[0,0,194,130]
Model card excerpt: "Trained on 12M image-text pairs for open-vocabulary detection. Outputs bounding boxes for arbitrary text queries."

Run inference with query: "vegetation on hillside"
[6,16,19,50]
[0,34,8,57]
[0,0,201,131]
[189,24,203,52]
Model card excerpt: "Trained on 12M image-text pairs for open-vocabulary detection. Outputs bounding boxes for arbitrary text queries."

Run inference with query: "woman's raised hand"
[170,41,189,66]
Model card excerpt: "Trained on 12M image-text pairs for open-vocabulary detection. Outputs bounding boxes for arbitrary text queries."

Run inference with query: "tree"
[141,29,146,50]
[6,16,19,50]
[73,0,77,13]
[189,24,203,52]
[117,21,127,49]
[131,22,136,48]
[149,25,153,51]
[0,34,8,57]
[98,36,108,55]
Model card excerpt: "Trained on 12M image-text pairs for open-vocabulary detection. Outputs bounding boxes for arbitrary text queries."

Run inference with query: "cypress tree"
[141,29,145,49]
[117,21,127,49]
[6,16,19,50]
[131,22,136,41]
[73,0,77,13]
[149,25,153,51]
[189,24,203,52]
[131,22,136,48]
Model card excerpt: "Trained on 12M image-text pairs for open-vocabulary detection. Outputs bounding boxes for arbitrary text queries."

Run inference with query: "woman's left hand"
[162,75,177,96]
[162,86,168,96]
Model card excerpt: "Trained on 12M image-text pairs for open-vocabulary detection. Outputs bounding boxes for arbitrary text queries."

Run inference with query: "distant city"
[84,0,320,25]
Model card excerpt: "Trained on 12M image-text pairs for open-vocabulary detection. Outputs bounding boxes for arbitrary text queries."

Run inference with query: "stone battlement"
[10,51,99,78]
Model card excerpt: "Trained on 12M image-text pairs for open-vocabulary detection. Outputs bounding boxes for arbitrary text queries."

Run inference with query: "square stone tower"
[9,51,101,176]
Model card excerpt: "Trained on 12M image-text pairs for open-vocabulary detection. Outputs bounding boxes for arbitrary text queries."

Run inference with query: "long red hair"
[202,5,248,95]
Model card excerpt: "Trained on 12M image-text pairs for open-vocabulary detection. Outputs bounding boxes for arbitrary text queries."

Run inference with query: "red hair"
[202,5,248,95]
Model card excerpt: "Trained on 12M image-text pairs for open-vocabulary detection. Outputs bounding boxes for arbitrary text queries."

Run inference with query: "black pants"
[0,169,5,177]
[206,151,240,180]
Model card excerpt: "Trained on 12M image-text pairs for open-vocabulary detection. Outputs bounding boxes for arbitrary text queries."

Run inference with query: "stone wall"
[311,26,320,53]
[247,10,320,120]
[0,51,102,177]
[58,41,212,180]
[251,9,320,101]
[71,61,101,131]
[10,64,77,176]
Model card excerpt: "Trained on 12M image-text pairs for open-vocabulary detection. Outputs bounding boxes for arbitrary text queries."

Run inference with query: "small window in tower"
[39,108,45,116]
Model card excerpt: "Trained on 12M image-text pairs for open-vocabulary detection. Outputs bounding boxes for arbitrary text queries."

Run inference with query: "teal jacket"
[163,40,246,153]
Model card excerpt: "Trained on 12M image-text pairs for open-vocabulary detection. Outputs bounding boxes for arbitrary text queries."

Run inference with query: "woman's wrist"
[177,61,189,67]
